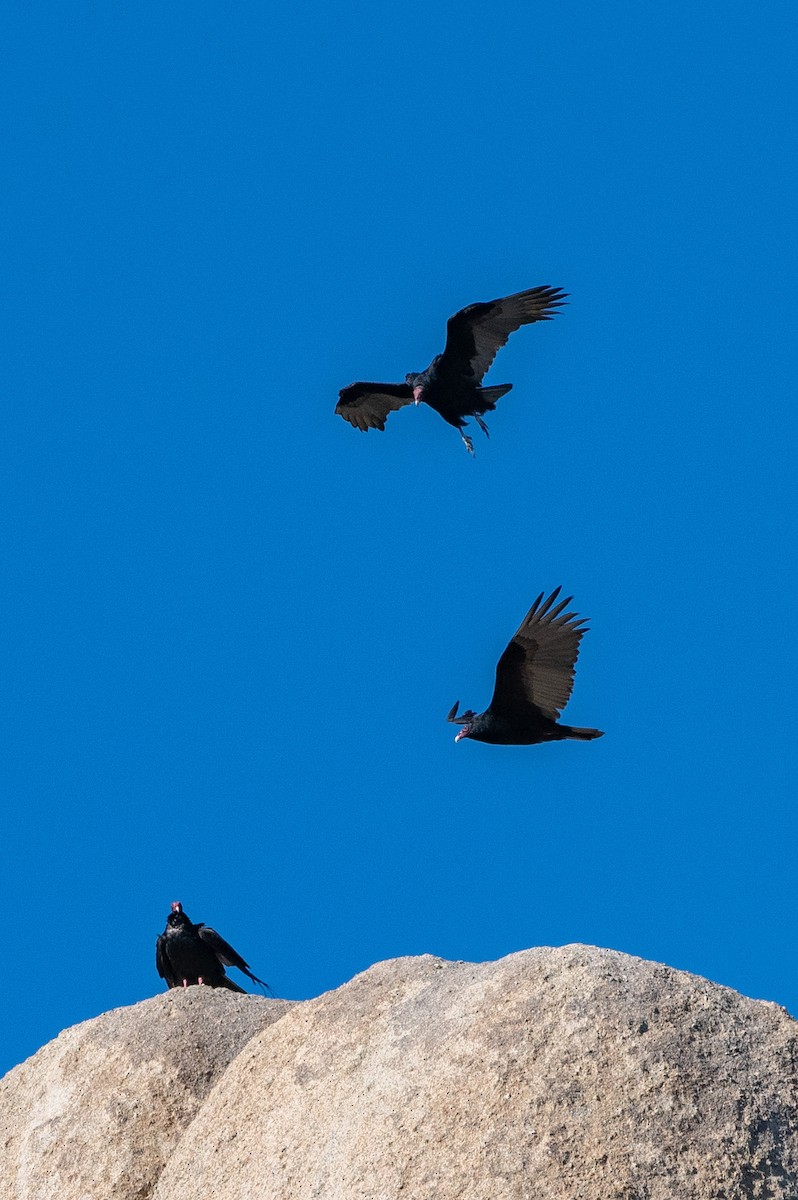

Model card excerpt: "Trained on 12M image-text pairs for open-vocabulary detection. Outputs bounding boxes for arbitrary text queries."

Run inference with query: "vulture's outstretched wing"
[336,382,414,432]
[488,587,589,722]
[442,286,567,383]
[155,935,177,987]
[196,924,271,991]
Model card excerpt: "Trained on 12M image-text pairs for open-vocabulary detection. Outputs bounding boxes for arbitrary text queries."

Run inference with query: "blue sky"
[2,2,796,1075]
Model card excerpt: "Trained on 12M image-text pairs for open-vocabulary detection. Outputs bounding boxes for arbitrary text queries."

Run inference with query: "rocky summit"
[2,946,797,1199]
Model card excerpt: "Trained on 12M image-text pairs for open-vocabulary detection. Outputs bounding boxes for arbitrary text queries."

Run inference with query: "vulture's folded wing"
[197,924,271,990]
[155,935,177,987]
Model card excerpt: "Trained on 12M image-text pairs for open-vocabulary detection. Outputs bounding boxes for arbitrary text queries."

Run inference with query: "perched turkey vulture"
[448,588,603,745]
[155,901,271,994]
[336,285,567,453]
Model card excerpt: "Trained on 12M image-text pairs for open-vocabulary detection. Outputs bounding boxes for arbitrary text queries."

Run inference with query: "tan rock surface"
[154,946,798,1200]
[0,987,289,1200]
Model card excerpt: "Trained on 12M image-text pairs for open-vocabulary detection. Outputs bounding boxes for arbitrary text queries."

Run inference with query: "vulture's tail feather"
[561,726,604,741]
[474,384,512,413]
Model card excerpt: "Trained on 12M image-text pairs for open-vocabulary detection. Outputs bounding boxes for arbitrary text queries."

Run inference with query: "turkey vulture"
[336,285,566,453]
[448,588,603,745]
[155,901,271,994]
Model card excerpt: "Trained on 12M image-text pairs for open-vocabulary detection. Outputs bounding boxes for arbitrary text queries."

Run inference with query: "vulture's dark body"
[405,355,511,436]
[459,712,598,746]
[157,916,241,990]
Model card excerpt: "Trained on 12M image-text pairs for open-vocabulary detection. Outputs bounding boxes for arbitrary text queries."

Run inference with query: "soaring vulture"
[336,285,566,452]
[447,588,603,744]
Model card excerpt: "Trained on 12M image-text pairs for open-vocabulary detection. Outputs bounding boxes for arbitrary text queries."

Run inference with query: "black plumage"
[336,285,566,452]
[155,901,270,994]
[447,588,604,745]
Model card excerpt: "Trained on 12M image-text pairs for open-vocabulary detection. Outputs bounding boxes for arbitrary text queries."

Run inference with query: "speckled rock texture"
[155,947,798,1200]
[3,947,798,1200]
[0,987,289,1200]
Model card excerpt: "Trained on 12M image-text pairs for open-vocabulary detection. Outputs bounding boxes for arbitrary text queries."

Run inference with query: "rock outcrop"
[0,987,289,1200]
[3,947,798,1199]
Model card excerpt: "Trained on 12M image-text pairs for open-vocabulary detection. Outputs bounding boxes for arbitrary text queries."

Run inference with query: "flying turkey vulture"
[336,285,567,453]
[156,901,271,994]
[447,588,604,745]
